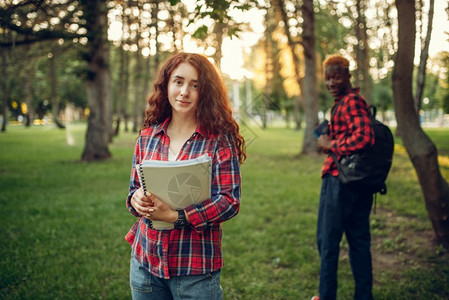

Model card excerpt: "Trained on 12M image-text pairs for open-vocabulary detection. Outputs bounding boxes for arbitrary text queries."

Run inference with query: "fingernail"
[148,208,154,212]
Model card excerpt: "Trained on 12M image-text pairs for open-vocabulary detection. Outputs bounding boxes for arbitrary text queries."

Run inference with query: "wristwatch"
[174,210,187,229]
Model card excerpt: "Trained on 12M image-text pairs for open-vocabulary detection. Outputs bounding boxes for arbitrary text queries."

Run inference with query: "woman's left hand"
[144,194,178,224]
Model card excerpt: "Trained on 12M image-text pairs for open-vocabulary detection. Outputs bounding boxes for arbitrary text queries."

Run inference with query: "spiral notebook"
[137,154,212,230]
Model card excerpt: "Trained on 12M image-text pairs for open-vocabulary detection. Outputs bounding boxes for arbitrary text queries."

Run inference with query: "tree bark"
[132,7,144,134]
[301,0,319,155]
[393,0,449,248]
[49,52,65,129]
[114,12,130,137]
[23,44,35,127]
[355,0,372,103]
[152,0,160,71]
[81,0,112,161]
[213,22,225,69]
[415,0,434,112]
[276,0,303,130]
[114,43,125,136]
[262,8,273,129]
[24,69,33,127]
[1,46,8,132]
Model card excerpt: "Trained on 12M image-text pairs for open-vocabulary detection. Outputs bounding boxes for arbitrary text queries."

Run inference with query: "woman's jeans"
[130,254,223,300]
[317,175,374,300]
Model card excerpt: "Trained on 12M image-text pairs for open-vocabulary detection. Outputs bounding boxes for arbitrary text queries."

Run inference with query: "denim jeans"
[129,254,223,300]
[317,175,374,300]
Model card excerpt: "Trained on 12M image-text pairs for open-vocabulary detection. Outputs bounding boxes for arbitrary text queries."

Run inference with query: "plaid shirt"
[322,88,375,177]
[125,118,241,279]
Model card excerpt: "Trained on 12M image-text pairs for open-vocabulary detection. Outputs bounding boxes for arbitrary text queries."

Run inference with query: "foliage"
[434,52,449,113]
[0,40,87,121]
[315,1,353,62]
[443,94,449,114]
[1,125,449,299]
[318,79,334,113]
[1,0,448,128]
[371,75,394,111]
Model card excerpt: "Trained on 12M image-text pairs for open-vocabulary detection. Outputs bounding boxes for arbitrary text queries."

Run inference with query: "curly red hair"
[142,52,246,163]
[323,54,350,71]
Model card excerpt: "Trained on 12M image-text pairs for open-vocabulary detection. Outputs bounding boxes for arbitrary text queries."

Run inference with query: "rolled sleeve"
[126,139,142,218]
[185,141,241,232]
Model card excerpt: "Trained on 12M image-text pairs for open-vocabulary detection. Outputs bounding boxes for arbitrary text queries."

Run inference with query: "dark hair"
[142,52,246,163]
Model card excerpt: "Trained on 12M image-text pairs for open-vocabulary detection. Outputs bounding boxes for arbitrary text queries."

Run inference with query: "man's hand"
[317,134,332,152]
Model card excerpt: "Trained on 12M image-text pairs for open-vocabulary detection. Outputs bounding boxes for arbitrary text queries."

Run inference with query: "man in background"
[312,55,375,300]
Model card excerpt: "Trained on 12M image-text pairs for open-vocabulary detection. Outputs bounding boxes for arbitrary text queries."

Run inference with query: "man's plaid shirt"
[126,118,241,279]
[322,88,375,177]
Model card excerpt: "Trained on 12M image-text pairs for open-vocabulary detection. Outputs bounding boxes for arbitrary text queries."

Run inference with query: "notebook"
[137,154,212,230]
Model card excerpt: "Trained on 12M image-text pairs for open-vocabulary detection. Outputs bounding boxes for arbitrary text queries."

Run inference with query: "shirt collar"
[334,87,360,103]
[154,117,208,138]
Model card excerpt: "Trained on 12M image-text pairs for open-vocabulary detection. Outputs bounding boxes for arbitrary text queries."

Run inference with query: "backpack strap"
[369,105,377,119]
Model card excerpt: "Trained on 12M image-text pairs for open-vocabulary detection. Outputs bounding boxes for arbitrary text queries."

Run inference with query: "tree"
[301,0,319,155]
[48,42,72,129]
[262,4,275,129]
[393,0,449,248]
[0,0,113,160]
[415,0,435,112]
[1,45,8,132]
[80,0,112,161]
[275,0,304,130]
[354,0,372,103]
[113,1,131,136]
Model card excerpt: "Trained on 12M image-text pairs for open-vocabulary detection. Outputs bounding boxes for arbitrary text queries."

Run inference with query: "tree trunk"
[123,47,130,132]
[124,7,132,133]
[415,0,434,112]
[23,45,35,127]
[1,47,8,132]
[24,76,33,127]
[262,8,273,129]
[301,0,319,155]
[132,9,144,133]
[355,0,372,103]
[393,0,449,248]
[49,52,65,129]
[152,1,160,71]
[276,0,303,130]
[114,35,127,136]
[114,46,124,136]
[293,95,301,130]
[81,0,112,161]
[213,22,225,69]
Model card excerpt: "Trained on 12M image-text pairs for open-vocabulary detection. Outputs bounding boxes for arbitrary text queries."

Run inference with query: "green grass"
[1,123,448,299]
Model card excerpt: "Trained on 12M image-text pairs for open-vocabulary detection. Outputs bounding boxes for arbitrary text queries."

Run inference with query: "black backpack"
[331,105,394,194]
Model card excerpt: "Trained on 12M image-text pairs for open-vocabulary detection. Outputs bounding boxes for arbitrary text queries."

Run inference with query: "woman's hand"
[130,187,154,217]
[131,188,190,224]
[145,195,178,223]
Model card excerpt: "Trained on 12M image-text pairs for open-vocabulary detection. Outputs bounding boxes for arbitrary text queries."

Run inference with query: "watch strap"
[174,210,187,229]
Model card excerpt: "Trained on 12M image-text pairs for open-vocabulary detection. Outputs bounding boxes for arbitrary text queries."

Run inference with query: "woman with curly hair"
[125,52,246,300]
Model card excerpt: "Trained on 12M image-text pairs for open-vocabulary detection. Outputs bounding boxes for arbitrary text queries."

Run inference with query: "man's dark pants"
[317,175,374,300]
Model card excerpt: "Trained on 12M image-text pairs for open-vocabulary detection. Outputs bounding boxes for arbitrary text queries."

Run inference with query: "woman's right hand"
[130,187,154,217]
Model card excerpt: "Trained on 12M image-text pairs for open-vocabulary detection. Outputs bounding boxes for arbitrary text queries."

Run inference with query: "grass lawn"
[0,123,448,299]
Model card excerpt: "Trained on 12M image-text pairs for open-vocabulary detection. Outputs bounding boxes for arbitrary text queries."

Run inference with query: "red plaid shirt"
[322,88,375,177]
[125,118,241,279]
